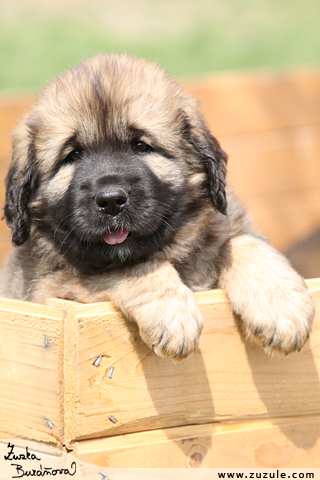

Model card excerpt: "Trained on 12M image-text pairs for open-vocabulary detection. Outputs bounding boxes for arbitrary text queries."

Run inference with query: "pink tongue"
[103,229,129,245]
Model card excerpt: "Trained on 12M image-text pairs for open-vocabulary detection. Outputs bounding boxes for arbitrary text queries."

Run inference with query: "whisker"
[155,200,176,212]
[148,212,176,233]
[54,213,74,239]
[58,228,75,255]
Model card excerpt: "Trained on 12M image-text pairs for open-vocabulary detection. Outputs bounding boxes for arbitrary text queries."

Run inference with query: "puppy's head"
[4,54,227,272]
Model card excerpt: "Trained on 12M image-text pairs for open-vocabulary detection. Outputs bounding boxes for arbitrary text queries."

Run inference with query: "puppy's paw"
[137,284,203,360]
[220,235,315,355]
[244,279,314,355]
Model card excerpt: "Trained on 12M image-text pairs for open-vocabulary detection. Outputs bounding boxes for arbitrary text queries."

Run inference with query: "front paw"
[247,290,314,355]
[136,284,203,360]
[220,235,315,355]
[239,273,314,355]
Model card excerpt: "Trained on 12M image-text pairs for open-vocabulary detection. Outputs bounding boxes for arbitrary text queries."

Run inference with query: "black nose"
[95,189,128,215]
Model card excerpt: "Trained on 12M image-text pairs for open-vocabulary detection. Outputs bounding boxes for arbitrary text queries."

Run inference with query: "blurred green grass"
[0,0,320,92]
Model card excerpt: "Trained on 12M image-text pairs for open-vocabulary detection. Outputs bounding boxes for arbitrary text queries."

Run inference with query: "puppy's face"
[4,55,227,272]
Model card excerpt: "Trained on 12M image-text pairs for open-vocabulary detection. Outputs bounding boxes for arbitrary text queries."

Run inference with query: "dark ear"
[189,125,228,215]
[3,134,37,247]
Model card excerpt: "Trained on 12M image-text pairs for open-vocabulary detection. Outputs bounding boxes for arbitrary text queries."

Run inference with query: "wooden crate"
[0,282,320,468]
[0,69,320,469]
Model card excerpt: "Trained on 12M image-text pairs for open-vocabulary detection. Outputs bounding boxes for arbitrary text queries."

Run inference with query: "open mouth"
[103,229,130,245]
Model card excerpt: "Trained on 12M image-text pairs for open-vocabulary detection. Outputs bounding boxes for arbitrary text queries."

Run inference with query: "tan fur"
[0,54,315,360]
[34,164,75,205]
[218,235,314,353]
[142,153,184,186]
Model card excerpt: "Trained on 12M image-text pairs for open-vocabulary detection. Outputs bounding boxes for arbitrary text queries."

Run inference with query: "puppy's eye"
[133,141,152,153]
[63,150,81,163]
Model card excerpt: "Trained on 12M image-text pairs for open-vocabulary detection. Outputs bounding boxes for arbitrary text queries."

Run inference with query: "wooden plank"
[244,186,320,252]
[240,189,320,252]
[0,300,65,445]
[72,280,320,441]
[0,295,68,318]
[225,125,320,197]
[0,283,319,446]
[221,125,320,250]
[184,69,320,136]
[63,305,80,449]
[220,125,320,251]
[74,415,320,468]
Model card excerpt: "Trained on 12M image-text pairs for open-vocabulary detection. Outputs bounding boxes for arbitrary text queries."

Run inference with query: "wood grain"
[74,415,320,468]
[0,299,66,445]
[0,281,319,454]
[62,305,80,449]
[70,280,320,441]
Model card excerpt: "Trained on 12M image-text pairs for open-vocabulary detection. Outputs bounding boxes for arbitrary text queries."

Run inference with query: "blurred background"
[0,0,320,278]
[0,0,320,92]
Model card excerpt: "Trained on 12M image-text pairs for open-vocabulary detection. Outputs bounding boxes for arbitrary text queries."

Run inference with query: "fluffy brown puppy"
[0,54,315,360]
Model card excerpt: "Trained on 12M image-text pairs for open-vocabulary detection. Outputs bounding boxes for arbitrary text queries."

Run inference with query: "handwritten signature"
[4,443,77,478]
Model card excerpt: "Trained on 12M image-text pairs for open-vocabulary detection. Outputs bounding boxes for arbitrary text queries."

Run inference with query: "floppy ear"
[189,123,228,215]
[3,122,38,247]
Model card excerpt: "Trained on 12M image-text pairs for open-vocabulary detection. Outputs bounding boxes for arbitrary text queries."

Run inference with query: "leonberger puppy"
[0,54,315,360]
